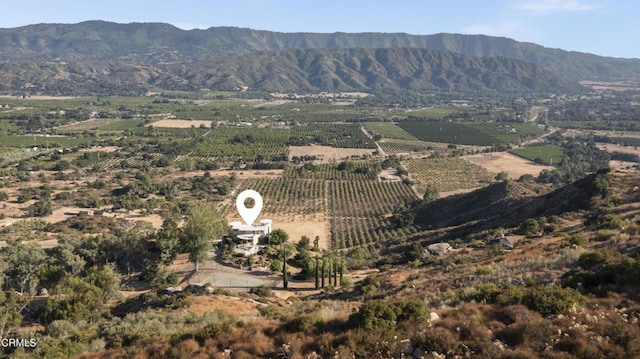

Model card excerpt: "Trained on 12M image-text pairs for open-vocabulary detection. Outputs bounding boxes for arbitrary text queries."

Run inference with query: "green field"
[398,121,542,146]
[402,106,467,119]
[289,123,376,149]
[509,144,564,165]
[363,122,418,140]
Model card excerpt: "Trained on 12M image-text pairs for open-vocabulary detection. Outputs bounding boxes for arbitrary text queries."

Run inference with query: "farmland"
[378,139,447,155]
[509,144,565,165]
[463,152,554,179]
[398,121,542,146]
[363,122,418,140]
[404,157,495,193]
[2,86,640,359]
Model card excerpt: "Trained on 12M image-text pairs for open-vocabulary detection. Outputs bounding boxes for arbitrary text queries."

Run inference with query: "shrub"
[249,285,272,297]
[568,234,588,246]
[348,300,401,331]
[518,218,540,236]
[397,297,430,322]
[412,327,462,355]
[286,314,321,332]
[521,286,584,316]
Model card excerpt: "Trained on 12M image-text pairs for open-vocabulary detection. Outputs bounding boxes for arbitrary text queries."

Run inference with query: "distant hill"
[1,21,639,80]
[0,48,575,94]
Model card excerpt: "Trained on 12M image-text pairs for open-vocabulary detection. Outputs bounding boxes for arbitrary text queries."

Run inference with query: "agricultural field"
[238,178,326,217]
[289,123,376,148]
[509,144,565,165]
[285,161,380,181]
[289,145,375,162]
[402,105,466,119]
[55,118,123,131]
[363,122,418,140]
[404,157,495,193]
[463,152,554,179]
[398,121,542,146]
[99,118,152,130]
[602,137,640,147]
[0,147,41,165]
[331,216,417,249]
[0,134,101,148]
[378,139,443,155]
[151,119,214,128]
[192,127,290,161]
[329,180,415,218]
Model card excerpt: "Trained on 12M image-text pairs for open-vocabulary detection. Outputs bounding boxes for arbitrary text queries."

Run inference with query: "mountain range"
[0,21,638,94]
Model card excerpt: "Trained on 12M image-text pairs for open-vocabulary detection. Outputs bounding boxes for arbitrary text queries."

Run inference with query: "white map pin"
[235,189,263,226]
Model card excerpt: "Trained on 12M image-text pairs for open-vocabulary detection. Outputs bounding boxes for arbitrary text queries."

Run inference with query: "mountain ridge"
[0,21,638,80]
[0,47,576,94]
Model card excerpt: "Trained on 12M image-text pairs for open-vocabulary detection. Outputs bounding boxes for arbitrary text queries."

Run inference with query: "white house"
[229,219,272,249]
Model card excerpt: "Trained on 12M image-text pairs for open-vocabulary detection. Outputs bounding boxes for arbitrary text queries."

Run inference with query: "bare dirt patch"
[79,145,121,153]
[579,80,640,91]
[609,160,638,171]
[597,143,640,155]
[378,168,401,181]
[55,118,121,131]
[463,152,553,179]
[289,145,374,162]
[165,169,284,180]
[151,119,213,128]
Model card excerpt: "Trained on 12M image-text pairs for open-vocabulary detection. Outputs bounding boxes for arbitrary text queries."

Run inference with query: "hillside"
[413,171,612,232]
[0,48,575,94]
[0,21,639,80]
[163,48,574,93]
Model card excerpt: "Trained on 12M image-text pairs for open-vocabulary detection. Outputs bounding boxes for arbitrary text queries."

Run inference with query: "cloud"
[516,0,602,14]
[462,20,538,42]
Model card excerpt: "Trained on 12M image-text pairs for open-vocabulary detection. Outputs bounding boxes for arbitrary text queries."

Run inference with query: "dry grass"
[463,152,553,179]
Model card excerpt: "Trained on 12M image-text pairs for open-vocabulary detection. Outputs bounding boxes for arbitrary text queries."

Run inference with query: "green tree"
[297,236,311,251]
[408,242,425,261]
[268,228,289,245]
[283,248,289,289]
[42,265,121,324]
[1,240,47,294]
[182,203,227,272]
[519,218,541,236]
[0,290,28,340]
[29,187,53,217]
[315,257,320,289]
[423,184,439,203]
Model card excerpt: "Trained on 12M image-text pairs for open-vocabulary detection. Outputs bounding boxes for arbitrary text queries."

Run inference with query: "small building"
[497,233,522,249]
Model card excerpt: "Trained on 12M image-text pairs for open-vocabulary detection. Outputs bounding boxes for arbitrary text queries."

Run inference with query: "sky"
[1,0,638,59]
